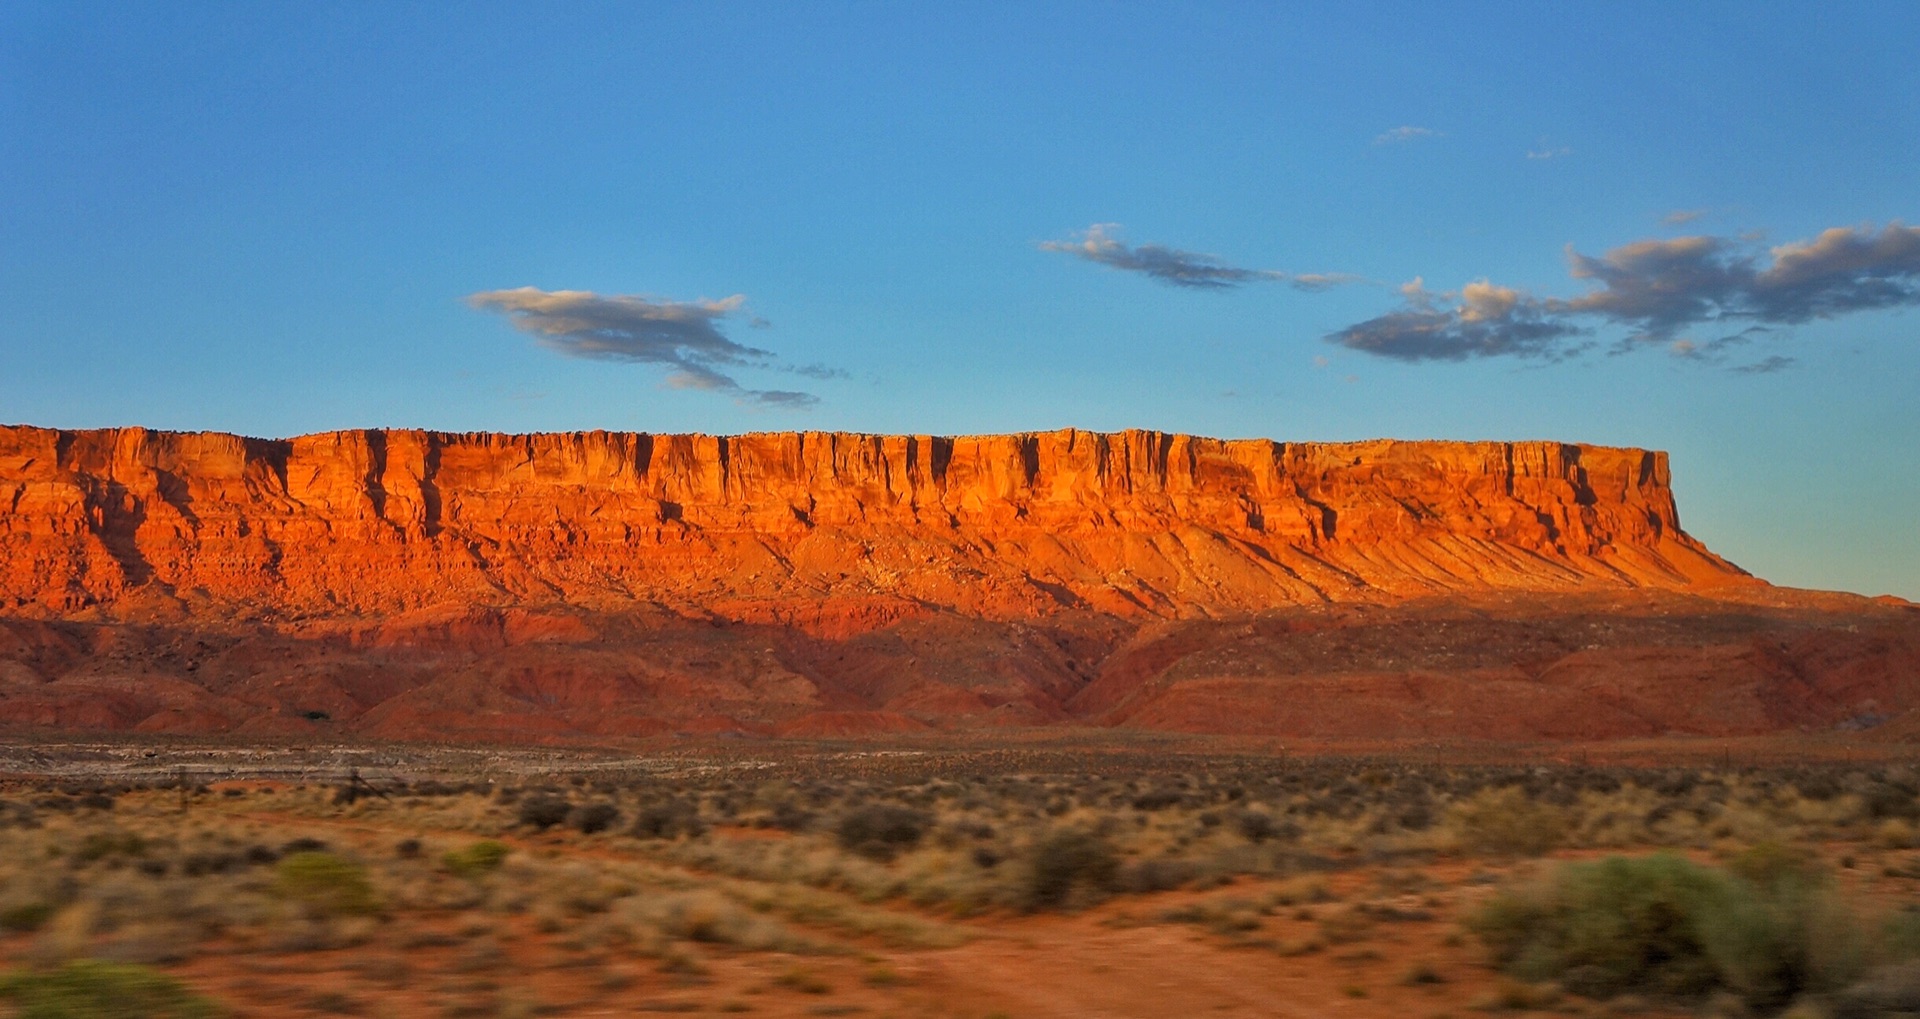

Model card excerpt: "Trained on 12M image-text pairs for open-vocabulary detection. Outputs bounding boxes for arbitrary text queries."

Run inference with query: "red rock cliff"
[0,426,1749,621]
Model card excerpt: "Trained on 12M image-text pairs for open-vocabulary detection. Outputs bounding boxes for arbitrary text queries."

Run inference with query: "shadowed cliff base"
[1,425,1913,749]
[0,593,1915,748]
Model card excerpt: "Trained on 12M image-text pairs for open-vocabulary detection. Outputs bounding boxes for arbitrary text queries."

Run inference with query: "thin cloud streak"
[1733,355,1796,375]
[468,287,823,408]
[1325,221,1920,370]
[1041,224,1360,291]
[1374,125,1441,145]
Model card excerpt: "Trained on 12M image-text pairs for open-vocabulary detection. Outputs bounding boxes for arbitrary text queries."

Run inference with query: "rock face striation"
[0,426,1747,621]
[12,425,1912,746]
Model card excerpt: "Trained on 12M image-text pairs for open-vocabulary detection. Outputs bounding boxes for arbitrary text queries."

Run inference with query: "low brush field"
[4,747,1920,1018]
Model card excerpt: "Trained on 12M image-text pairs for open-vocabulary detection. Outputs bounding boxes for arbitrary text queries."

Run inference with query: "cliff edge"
[1,426,1749,622]
[10,426,1920,746]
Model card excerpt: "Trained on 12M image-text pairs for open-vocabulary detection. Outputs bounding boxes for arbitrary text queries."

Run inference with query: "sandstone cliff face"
[0,426,1748,620]
[3,425,1912,746]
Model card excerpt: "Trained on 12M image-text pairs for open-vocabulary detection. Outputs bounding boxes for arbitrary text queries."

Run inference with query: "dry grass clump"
[1447,786,1566,856]
[624,889,804,952]
[1159,894,1273,936]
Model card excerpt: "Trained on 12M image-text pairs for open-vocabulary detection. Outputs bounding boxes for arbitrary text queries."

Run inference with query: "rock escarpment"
[5,425,1917,745]
[0,426,1747,621]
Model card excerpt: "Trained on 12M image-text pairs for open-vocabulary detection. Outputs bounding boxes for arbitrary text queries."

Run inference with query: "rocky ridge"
[0,426,1747,621]
[7,425,1914,746]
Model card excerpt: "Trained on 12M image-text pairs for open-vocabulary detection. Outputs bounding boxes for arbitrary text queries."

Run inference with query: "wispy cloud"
[1526,145,1572,160]
[1374,125,1441,145]
[468,287,822,408]
[786,363,850,381]
[1041,224,1360,291]
[1733,355,1796,375]
[1326,221,1920,369]
[1663,209,1707,226]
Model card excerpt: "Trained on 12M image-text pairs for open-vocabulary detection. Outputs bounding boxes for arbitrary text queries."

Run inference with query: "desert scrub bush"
[443,840,512,878]
[653,829,909,903]
[631,798,706,839]
[1469,851,1873,1013]
[1114,856,1208,894]
[773,965,831,994]
[761,799,815,833]
[834,804,932,861]
[1233,809,1297,844]
[0,901,56,933]
[274,851,379,917]
[1021,828,1119,911]
[568,802,620,835]
[0,959,222,1018]
[72,832,147,864]
[516,793,573,831]
[655,890,791,949]
[1160,895,1267,936]
[1449,785,1566,856]
[529,859,634,918]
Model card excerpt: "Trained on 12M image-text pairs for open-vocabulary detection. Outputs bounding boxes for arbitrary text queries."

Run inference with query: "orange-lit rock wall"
[0,426,1748,620]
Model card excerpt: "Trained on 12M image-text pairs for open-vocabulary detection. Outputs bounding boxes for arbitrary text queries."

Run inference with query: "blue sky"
[2,2,1916,598]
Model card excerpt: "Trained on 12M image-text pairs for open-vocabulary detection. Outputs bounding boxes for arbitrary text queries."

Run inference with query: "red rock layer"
[0,426,1749,620]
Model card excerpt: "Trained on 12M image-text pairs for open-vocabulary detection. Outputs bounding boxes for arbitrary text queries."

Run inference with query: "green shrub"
[0,959,222,1018]
[1469,853,1866,1012]
[441,840,511,879]
[274,851,379,916]
[1021,829,1118,911]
